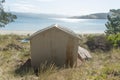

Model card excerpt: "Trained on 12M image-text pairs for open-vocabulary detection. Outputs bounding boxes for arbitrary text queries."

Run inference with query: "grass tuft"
[0,34,120,80]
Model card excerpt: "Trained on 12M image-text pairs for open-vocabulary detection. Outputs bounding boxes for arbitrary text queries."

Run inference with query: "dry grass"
[0,34,120,80]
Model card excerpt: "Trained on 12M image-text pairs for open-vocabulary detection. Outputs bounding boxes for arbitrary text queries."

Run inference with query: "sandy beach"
[0,30,104,35]
[0,30,35,35]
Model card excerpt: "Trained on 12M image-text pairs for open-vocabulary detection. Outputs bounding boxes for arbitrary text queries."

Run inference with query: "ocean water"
[1,17,107,33]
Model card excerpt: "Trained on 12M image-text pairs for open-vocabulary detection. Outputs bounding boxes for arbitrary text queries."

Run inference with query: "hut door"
[66,38,74,67]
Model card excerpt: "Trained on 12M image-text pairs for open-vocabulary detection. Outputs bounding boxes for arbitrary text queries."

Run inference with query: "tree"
[105,9,120,35]
[0,0,17,27]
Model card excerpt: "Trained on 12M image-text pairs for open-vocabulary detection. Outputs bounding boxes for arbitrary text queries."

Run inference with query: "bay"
[1,15,107,33]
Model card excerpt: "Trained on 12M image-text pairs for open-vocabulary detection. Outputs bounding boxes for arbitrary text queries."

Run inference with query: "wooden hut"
[28,24,81,68]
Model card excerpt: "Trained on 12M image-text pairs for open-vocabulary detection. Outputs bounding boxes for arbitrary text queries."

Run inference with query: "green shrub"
[86,35,112,51]
[107,33,120,47]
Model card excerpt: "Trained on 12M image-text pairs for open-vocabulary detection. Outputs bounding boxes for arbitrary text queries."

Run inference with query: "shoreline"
[0,30,36,35]
[0,30,104,35]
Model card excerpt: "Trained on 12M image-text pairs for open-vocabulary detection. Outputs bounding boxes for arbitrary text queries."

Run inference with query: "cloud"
[6,2,41,13]
[35,0,55,2]
[5,0,118,16]
[4,0,56,13]
[18,0,55,3]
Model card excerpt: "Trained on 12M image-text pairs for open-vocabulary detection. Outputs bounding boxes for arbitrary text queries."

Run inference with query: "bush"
[107,33,120,47]
[86,35,112,51]
[6,43,23,50]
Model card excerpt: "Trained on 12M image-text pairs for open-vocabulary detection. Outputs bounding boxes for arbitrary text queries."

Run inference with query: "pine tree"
[105,9,120,34]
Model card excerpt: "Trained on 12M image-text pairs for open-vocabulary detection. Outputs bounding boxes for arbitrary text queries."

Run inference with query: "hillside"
[12,12,67,19]
[0,34,120,80]
[12,12,107,19]
[70,13,108,19]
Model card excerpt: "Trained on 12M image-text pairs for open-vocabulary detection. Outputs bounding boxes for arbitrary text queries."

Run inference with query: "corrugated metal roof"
[28,24,80,40]
[78,46,92,59]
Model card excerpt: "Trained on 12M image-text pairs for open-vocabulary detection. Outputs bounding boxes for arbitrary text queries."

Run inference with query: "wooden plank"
[66,37,74,67]
[78,46,92,59]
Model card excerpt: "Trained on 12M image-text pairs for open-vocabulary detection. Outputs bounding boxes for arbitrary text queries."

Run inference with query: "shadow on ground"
[14,58,83,76]
[15,58,34,76]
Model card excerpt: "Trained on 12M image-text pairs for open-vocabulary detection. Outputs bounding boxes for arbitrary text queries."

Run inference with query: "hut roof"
[28,24,80,40]
[78,46,92,59]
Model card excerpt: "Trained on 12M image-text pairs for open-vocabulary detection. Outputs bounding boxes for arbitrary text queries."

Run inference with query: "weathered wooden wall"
[30,27,78,68]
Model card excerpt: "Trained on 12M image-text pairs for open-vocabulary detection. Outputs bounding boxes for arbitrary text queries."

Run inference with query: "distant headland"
[69,13,108,19]
[12,12,108,19]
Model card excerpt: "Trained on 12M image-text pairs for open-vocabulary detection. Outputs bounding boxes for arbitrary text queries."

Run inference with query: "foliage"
[105,9,120,35]
[107,33,120,47]
[0,34,120,80]
[86,35,112,51]
[0,0,17,27]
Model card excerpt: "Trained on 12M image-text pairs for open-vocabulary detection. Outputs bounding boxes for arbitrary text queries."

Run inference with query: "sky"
[4,0,120,16]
